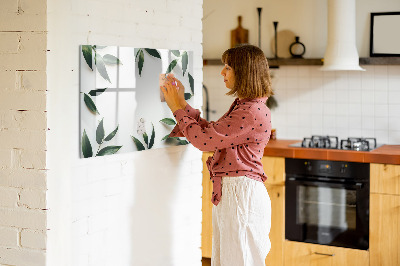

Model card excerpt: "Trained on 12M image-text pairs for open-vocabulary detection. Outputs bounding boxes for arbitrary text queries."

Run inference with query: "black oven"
[285,158,369,250]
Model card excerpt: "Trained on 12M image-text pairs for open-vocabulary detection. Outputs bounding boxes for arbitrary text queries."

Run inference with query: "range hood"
[320,0,365,71]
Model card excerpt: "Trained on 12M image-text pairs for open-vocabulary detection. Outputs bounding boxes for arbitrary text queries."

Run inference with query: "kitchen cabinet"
[261,156,285,186]
[370,163,400,195]
[370,193,400,266]
[264,184,285,266]
[261,156,285,266]
[202,152,213,258]
[284,241,369,266]
[202,156,400,265]
[201,153,286,265]
[370,163,400,266]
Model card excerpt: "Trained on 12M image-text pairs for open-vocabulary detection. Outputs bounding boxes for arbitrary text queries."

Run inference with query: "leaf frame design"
[80,45,194,158]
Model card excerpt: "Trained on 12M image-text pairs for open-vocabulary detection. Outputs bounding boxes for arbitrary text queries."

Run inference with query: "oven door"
[285,177,369,250]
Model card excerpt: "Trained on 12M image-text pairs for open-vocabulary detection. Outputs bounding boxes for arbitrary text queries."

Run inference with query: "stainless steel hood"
[320,0,365,71]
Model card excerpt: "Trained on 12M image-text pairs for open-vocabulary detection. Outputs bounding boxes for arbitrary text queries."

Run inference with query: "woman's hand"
[166,75,187,109]
[161,78,184,113]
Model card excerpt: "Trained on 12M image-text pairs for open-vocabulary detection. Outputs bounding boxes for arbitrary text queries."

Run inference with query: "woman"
[161,44,273,266]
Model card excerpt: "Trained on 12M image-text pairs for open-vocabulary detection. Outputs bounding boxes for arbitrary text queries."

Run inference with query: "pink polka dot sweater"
[170,97,272,206]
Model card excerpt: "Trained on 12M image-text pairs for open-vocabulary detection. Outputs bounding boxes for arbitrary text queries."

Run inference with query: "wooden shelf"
[203,58,323,67]
[268,58,322,67]
[203,57,400,67]
[359,57,400,65]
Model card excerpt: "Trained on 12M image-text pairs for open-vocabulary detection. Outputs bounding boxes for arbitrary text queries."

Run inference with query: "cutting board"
[231,16,249,48]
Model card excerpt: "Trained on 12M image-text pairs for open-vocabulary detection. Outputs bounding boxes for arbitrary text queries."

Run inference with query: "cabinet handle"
[314,252,335,257]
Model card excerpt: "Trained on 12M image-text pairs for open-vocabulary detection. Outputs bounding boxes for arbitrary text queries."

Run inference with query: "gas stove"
[289,135,381,151]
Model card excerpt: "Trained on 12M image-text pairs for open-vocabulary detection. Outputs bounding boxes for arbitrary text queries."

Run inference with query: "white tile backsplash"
[298,77,311,89]
[374,65,388,77]
[389,117,400,131]
[362,116,375,130]
[285,66,298,77]
[286,77,299,89]
[389,104,400,117]
[375,104,389,117]
[374,90,388,104]
[388,65,400,76]
[374,77,388,91]
[361,104,375,117]
[336,115,348,129]
[375,130,389,144]
[271,65,400,144]
[375,117,389,129]
[362,90,375,103]
[336,103,349,116]
[323,103,336,116]
[348,103,362,116]
[336,90,349,103]
[298,67,312,78]
[389,131,400,143]
[204,65,400,144]
[388,91,400,104]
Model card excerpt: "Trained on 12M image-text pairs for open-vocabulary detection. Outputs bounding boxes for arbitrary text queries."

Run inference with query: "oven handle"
[286,177,364,189]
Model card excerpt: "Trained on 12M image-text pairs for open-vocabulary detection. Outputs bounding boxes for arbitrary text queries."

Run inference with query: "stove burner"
[301,135,339,149]
[295,136,378,151]
[340,137,377,151]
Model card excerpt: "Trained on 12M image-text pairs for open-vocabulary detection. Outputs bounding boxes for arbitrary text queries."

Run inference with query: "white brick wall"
[2,0,204,264]
[46,0,203,266]
[0,0,48,265]
[0,227,19,247]
[21,229,47,250]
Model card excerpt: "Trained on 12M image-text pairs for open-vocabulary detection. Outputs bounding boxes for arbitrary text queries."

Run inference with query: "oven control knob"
[340,164,347,174]
[304,162,312,171]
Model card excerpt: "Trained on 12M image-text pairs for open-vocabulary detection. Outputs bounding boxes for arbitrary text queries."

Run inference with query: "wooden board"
[284,241,369,266]
[370,193,400,266]
[201,152,213,258]
[262,156,285,185]
[264,184,285,266]
[370,163,400,195]
[230,16,248,48]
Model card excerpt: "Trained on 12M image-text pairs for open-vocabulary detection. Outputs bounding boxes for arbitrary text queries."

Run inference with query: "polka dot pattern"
[170,97,272,206]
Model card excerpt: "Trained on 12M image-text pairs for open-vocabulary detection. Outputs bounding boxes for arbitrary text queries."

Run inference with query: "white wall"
[0,0,48,265]
[204,0,400,58]
[203,0,400,145]
[46,0,203,265]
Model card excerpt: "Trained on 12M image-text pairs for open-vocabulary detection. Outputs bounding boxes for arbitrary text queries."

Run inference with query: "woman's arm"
[172,106,257,152]
[170,76,210,126]
[162,76,211,137]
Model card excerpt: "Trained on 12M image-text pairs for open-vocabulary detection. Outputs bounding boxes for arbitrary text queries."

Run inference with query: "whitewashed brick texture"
[0,0,48,265]
[21,229,47,250]
[0,227,19,247]
[46,0,204,264]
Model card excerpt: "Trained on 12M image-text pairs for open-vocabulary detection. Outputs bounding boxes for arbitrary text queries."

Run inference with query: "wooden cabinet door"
[262,156,285,186]
[370,193,400,266]
[202,152,213,258]
[284,241,369,266]
[264,184,284,266]
[370,163,400,195]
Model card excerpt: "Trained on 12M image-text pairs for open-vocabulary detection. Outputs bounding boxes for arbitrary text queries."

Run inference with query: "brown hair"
[221,44,273,99]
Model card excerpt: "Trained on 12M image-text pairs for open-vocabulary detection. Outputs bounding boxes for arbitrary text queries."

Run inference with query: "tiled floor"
[202,257,211,266]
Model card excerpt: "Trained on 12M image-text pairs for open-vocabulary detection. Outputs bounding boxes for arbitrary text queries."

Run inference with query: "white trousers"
[211,176,272,266]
